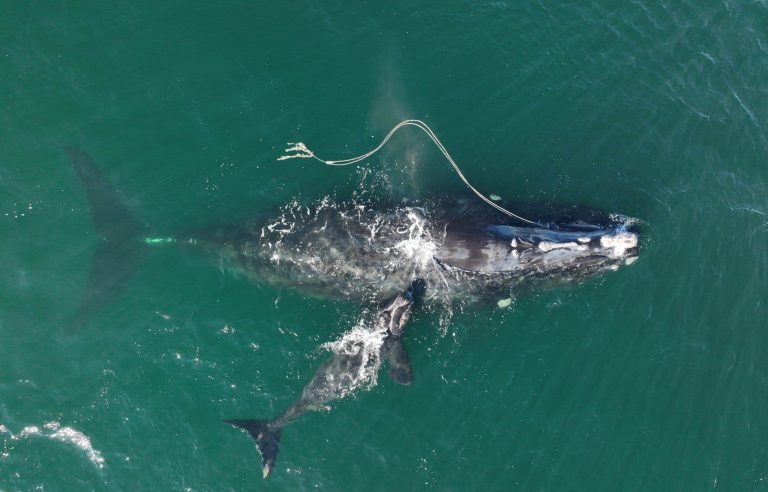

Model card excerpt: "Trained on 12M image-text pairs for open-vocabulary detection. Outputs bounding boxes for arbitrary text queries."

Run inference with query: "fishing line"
[277,119,545,227]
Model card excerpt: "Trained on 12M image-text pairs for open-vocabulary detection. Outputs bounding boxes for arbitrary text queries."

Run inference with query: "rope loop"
[278,119,544,227]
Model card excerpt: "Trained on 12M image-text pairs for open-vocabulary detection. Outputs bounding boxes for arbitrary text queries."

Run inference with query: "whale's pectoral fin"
[224,419,281,479]
[381,278,426,385]
[66,147,145,327]
[383,336,413,385]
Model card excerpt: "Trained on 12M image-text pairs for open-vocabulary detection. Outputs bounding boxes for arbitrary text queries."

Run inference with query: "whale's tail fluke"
[66,147,143,241]
[66,147,145,327]
[224,419,281,479]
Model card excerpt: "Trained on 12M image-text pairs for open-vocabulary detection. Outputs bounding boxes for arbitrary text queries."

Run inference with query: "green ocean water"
[2,1,767,490]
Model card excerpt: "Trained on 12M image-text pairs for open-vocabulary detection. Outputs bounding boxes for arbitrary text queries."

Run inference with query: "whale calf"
[226,281,422,478]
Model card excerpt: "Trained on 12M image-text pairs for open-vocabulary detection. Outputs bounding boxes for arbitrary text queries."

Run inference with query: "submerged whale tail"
[66,147,145,327]
[224,419,281,479]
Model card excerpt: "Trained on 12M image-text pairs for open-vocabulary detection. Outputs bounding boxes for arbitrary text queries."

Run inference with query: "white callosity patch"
[599,231,638,257]
[0,421,105,470]
[538,241,586,252]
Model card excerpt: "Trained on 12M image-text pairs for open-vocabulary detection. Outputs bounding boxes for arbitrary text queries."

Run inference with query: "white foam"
[320,317,389,398]
[393,210,438,269]
[1,421,105,470]
[45,422,105,470]
[18,426,41,439]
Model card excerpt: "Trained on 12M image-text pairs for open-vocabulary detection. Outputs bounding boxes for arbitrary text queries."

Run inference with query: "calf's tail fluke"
[224,419,281,479]
[66,147,145,327]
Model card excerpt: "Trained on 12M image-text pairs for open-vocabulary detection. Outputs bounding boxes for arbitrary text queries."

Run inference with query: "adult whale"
[67,147,638,321]
[182,194,639,306]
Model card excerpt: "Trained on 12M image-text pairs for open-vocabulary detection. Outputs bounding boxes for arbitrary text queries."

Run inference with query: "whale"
[181,195,639,306]
[226,281,422,478]
[66,147,639,478]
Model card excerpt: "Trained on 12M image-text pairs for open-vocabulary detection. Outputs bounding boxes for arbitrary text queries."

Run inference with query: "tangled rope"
[277,119,544,227]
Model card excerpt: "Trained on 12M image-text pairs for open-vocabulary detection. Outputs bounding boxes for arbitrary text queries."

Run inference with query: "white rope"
[277,119,544,226]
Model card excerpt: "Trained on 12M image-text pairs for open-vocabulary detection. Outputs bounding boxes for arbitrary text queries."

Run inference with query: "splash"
[0,421,106,470]
[320,313,389,398]
[393,209,438,269]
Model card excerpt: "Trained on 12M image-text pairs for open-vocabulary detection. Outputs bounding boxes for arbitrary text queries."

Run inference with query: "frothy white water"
[393,209,438,270]
[0,421,105,469]
[320,314,390,398]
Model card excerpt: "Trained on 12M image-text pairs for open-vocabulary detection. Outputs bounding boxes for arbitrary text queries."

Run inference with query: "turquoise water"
[2,1,767,490]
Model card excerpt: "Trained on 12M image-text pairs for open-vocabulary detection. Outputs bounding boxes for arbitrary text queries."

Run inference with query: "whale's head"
[378,279,426,337]
[434,217,639,281]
